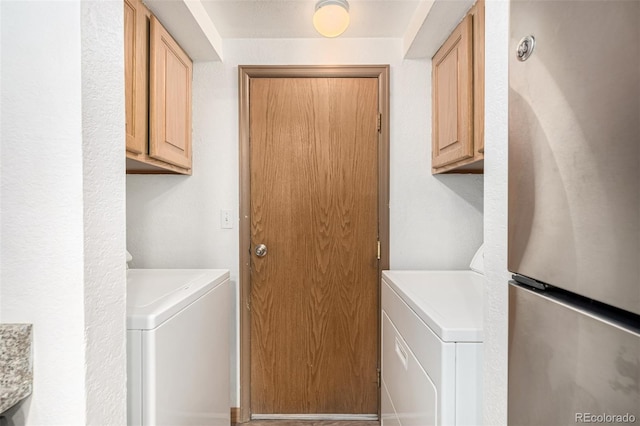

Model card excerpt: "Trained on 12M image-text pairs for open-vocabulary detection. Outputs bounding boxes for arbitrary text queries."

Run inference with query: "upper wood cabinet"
[431,0,484,174]
[124,0,148,156]
[149,16,192,171]
[124,0,193,175]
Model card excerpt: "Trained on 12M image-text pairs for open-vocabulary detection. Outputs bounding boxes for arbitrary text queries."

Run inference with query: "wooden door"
[432,13,474,170]
[149,16,192,170]
[249,77,380,416]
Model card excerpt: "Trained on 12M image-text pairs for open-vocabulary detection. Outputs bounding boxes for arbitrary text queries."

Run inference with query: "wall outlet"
[220,210,233,229]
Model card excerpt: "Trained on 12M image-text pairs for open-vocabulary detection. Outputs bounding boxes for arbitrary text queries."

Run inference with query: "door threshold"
[251,414,378,421]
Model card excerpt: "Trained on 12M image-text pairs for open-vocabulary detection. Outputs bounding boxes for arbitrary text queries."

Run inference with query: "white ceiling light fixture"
[313,0,350,38]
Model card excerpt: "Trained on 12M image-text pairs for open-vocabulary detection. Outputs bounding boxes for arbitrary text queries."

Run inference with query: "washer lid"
[127,269,230,330]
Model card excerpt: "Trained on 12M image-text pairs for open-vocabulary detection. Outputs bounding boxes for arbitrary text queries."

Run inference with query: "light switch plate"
[220,210,233,229]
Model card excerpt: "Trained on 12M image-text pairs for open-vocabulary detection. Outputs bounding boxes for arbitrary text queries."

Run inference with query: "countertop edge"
[0,323,33,415]
[0,383,32,414]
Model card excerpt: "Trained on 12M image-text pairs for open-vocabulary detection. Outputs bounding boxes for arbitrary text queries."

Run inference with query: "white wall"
[483,1,510,424]
[0,1,126,424]
[126,37,484,406]
[0,0,3,321]
[81,1,127,423]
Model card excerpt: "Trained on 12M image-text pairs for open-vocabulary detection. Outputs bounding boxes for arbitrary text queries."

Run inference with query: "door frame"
[238,65,390,422]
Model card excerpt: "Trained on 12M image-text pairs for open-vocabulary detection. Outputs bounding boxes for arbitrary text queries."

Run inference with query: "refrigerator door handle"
[512,274,546,291]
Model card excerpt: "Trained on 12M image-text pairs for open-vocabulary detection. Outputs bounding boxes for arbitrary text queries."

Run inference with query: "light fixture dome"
[313,0,350,38]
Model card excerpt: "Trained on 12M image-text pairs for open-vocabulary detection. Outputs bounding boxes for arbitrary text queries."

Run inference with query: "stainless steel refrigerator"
[508,1,640,425]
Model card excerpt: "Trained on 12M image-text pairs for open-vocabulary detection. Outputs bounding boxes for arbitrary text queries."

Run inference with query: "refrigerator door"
[508,0,640,315]
[508,283,640,425]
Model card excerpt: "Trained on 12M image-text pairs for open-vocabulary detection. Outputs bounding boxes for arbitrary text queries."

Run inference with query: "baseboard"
[231,407,240,424]
[251,414,378,421]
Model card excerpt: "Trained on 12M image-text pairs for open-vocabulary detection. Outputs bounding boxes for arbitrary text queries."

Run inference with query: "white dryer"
[126,269,230,426]
[381,246,485,426]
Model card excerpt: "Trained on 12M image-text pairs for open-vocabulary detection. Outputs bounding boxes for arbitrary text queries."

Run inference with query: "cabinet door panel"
[436,50,461,151]
[472,1,485,155]
[124,0,148,155]
[432,14,473,170]
[164,51,189,153]
[149,16,192,170]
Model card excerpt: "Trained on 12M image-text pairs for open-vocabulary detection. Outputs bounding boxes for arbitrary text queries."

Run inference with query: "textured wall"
[126,37,484,405]
[0,1,126,424]
[81,1,127,424]
[483,1,510,424]
[1,2,87,423]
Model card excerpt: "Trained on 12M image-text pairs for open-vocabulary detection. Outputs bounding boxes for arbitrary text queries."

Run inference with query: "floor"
[236,421,380,426]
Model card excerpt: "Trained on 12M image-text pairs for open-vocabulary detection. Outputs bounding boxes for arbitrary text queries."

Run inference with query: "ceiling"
[145,0,474,61]
[199,0,422,39]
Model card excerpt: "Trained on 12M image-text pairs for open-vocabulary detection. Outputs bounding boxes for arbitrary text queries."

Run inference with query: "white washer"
[126,269,230,426]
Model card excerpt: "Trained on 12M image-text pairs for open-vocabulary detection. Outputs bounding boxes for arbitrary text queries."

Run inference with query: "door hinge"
[377,240,381,260]
[377,113,382,133]
[377,368,381,388]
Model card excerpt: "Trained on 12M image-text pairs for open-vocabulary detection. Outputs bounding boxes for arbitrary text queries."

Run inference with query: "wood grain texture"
[432,1,485,174]
[124,0,148,155]
[432,13,474,170]
[250,78,379,415]
[238,66,390,423]
[125,3,192,175]
[472,0,485,155]
[149,15,192,170]
[231,407,240,424]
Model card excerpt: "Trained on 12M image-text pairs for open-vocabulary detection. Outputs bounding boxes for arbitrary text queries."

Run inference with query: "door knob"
[255,244,268,258]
